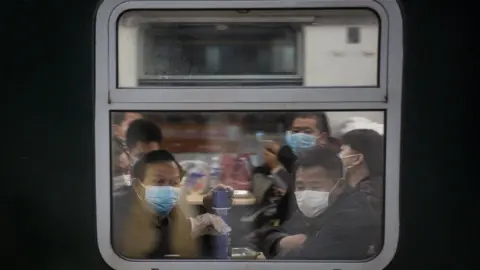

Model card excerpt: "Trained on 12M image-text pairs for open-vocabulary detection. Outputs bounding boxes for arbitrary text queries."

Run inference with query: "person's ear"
[317,132,328,145]
[132,178,145,197]
[353,154,364,167]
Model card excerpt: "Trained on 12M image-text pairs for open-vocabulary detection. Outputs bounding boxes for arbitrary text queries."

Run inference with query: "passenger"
[125,118,164,163]
[115,150,232,259]
[248,112,334,229]
[339,128,385,215]
[249,146,382,260]
[112,112,143,154]
[267,146,346,237]
[112,118,165,252]
[337,116,384,136]
[111,113,143,194]
[284,112,337,155]
[256,112,333,175]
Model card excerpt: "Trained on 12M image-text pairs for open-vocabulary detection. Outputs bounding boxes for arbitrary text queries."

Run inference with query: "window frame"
[95,0,403,270]
[109,1,389,102]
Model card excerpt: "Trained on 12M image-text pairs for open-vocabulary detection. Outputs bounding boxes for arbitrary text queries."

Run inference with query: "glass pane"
[144,24,297,76]
[117,9,379,87]
[110,110,385,260]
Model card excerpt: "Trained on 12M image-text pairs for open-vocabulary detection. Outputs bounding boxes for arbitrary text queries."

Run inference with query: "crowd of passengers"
[111,112,385,260]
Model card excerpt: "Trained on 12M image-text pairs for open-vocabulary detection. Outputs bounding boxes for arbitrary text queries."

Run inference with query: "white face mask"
[295,190,330,218]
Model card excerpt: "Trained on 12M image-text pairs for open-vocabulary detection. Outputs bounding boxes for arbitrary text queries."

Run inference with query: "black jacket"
[255,176,383,260]
[251,145,297,227]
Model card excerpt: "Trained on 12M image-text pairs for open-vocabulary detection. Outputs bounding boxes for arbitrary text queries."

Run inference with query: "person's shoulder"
[344,189,374,209]
[358,177,383,197]
[112,186,137,220]
[356,177,384,212]
[329,189,379,223]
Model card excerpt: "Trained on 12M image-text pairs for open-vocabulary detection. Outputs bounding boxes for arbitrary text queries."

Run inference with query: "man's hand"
[278,234,307,251]
[263,141,281,155]
[190,213,232,238]
[264,149,282,170]
[262,141,282,170]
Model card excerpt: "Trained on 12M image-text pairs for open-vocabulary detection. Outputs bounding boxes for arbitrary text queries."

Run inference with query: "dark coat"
[251,145,297,227]
[256,176,383,260]
[251,142,343,227]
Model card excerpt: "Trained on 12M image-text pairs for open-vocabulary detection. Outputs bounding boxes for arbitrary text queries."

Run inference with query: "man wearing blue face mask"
[256,112,333,173]
[114,150,232,259]
[285,113,331,155]
[248,112,335,231]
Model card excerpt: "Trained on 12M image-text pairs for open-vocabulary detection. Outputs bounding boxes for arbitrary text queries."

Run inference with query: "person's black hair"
[125,119,163,149]
[132,149,179,182]
[288,112,332,135]
[341,129,385,177]
[295,146,343,179]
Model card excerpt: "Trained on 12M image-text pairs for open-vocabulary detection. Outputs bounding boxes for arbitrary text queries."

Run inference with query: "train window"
[109,110,386,259]
[117,9,380,87]
[96,1,403,270]
[140,23,298,86]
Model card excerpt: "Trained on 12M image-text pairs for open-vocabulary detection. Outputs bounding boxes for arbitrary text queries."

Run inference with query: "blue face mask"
[144,186,180,216]
[285,131,317,155]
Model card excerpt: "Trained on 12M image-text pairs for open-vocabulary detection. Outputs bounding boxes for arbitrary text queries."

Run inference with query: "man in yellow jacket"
[114,149,232,259]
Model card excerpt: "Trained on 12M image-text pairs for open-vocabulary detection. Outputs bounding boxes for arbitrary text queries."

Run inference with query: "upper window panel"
[117,10,379,87]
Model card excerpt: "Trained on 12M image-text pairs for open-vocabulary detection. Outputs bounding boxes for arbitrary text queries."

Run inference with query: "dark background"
[3,0,472,269]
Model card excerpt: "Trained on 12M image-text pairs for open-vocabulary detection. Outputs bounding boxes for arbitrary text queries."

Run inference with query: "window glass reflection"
[110,111,385,260]
[117,10,379,87]
[144,24,297,76]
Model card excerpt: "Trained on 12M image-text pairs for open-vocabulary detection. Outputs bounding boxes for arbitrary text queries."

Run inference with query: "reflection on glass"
[110,111,385,260]
[144,24,297,76]
[117,10,379,87]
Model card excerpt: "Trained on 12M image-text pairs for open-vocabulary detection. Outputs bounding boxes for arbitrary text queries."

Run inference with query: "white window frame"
[109,2,389,102]
[95,1,403,270]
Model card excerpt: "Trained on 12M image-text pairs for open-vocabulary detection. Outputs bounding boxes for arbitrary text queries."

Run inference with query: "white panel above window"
[304,16,379,87]
[116,9,380,88]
